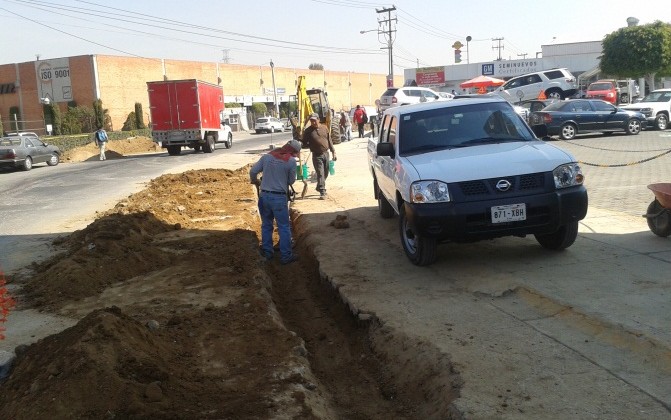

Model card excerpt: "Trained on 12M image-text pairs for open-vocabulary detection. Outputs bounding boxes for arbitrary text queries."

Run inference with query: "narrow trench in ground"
[265,228,462,419]
[266,244,419,419]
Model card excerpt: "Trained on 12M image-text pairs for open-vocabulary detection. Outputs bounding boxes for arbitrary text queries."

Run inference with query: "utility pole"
[221,49,231,64]
[517,53,528,59]
[269,60,279,118]
[492,37,504,61]
[376,5,397,88]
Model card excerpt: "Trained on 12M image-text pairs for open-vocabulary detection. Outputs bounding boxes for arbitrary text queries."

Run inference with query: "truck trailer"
[147,79,233,155]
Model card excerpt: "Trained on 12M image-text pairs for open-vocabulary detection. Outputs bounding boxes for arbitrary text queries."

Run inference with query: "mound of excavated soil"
[61,136,162,162]
[0,168,325,419]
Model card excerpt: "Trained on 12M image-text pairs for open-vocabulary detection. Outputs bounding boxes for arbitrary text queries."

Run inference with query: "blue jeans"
[258,192,293,262]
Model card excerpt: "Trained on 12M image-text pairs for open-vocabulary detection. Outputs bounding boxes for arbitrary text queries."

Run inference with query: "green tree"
[0,113,4,136]
[49,103,63,135]
[122,111,138,131]
[134,102,146,129]
[60,105,96,134]
[250,102,267,115]
[93,99,104,128]
[225,102,242,108]
[600,21,671,91]
[308,63,324,70]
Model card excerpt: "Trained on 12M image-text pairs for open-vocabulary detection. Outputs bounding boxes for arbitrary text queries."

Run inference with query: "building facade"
[404,41,605,94]
[0,55,404,134]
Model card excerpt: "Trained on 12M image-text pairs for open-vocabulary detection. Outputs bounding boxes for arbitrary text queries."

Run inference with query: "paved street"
[549,129,671,217]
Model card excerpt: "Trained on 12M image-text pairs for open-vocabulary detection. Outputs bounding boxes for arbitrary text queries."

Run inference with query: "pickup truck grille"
[456,172,548,200]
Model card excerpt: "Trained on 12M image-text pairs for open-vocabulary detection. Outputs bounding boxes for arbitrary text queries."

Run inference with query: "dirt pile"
[60,136,161,162]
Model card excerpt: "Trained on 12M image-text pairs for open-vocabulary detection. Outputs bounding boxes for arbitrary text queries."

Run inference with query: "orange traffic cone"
[477,86,486,94]
[537,90,547,100]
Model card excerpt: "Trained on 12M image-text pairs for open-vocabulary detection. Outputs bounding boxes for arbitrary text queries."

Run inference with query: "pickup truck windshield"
[398,102,534,155]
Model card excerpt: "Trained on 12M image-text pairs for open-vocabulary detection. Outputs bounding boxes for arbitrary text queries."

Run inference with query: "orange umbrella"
[460,75,505,89]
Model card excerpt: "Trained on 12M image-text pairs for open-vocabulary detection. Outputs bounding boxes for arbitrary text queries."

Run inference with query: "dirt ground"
[0,139,454,419]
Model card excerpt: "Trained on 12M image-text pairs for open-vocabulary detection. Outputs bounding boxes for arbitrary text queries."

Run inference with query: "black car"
[529,99,646,140]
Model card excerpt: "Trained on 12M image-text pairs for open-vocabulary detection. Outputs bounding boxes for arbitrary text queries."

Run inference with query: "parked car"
[254,117,284,134]
[437,91,455,100]
[516,99,559,121]
[586,79,619,104]
[494,68,578,102]
[620,88,671,130]
[529,99,646,140]
[0,135,61,171]
[616,80,640,104]
[378,86,446,112]
[368,97,587,265]
[6,131,40,138]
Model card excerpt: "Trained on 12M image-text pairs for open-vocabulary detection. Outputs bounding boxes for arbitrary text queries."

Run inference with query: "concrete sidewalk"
[291,135,671,418]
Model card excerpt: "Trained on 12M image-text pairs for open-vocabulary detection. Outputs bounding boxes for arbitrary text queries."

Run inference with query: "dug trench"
[0,167,462,419]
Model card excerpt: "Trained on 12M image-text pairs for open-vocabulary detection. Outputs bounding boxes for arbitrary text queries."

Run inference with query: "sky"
[1,0,669,76]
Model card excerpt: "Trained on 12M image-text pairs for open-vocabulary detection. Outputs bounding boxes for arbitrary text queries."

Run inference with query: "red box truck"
[147,79,232,156]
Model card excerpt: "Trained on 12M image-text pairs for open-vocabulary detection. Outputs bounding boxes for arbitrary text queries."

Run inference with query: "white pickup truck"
[368,97,588,266]
[620,88,671,130]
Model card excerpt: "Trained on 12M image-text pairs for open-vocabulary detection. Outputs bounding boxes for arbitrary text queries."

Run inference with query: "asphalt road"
[0,130,292,274]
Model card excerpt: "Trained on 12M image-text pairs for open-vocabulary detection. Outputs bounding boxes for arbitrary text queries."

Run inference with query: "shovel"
[300,151,311,199]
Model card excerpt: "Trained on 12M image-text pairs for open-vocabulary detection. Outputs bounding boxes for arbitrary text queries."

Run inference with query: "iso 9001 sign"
[35,58,73,103]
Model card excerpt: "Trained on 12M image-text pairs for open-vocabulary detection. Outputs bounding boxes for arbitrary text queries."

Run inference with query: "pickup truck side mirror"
[377,142,395,157]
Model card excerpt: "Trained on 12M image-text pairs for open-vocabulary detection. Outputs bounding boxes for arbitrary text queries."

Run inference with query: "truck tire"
[167,145,181,156]
[534,221,578,250]
[375,181,395,219]
[399,204,437,266]
[203,133,216,153]
[654,113,669,130]
[225,133,233,149]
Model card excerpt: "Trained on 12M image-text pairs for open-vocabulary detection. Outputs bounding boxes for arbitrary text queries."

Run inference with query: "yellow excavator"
[289,75,339,198]
[289,75,333,141]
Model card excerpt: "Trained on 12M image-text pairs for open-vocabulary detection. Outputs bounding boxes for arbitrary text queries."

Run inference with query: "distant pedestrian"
[250,139,302,265]
[353,105,366,138]
[301,112,336,200]
[94,127,108,161]
[339,111,352,142]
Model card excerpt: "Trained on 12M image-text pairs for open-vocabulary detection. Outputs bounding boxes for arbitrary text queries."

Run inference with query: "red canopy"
[460,75,505,89]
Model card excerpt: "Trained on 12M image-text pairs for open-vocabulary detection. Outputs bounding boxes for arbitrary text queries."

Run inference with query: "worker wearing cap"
[301,112,336,200]
[250,140,302,265]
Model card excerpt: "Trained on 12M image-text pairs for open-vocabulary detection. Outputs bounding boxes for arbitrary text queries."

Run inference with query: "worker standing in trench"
[250,140,302,265]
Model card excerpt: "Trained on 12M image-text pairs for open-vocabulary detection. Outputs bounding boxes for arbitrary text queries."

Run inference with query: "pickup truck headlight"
[553,163,584,189]
[410,180,450,203]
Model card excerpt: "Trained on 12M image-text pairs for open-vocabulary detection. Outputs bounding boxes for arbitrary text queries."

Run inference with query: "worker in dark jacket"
[301,113,337,200]
[250,140,302,265]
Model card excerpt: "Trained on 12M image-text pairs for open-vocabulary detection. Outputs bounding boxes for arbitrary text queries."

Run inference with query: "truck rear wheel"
[203,133,217,153]
[167,145,181,156]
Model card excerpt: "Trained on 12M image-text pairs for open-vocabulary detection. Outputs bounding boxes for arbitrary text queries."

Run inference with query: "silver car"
[0,136,61,171]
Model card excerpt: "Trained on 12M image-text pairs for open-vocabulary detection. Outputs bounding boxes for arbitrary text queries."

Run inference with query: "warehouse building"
[0,55,402,135]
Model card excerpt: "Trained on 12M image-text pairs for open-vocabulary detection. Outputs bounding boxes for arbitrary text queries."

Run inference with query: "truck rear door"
[148,81,201,131]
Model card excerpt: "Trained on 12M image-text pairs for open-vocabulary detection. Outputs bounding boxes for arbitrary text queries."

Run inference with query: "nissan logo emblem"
[496,180,512,191]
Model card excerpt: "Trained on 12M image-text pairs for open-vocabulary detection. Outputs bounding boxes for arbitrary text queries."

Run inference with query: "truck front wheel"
[225,133,233,149]
[399,205,437,266]
[167,145,181,156]
[534,221,578,250]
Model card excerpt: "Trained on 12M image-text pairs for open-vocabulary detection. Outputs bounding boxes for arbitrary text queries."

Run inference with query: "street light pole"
[269,59,279,117]
[376,6,396,87]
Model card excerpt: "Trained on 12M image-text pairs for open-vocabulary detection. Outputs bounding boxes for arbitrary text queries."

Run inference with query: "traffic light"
[454,49,462,63]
